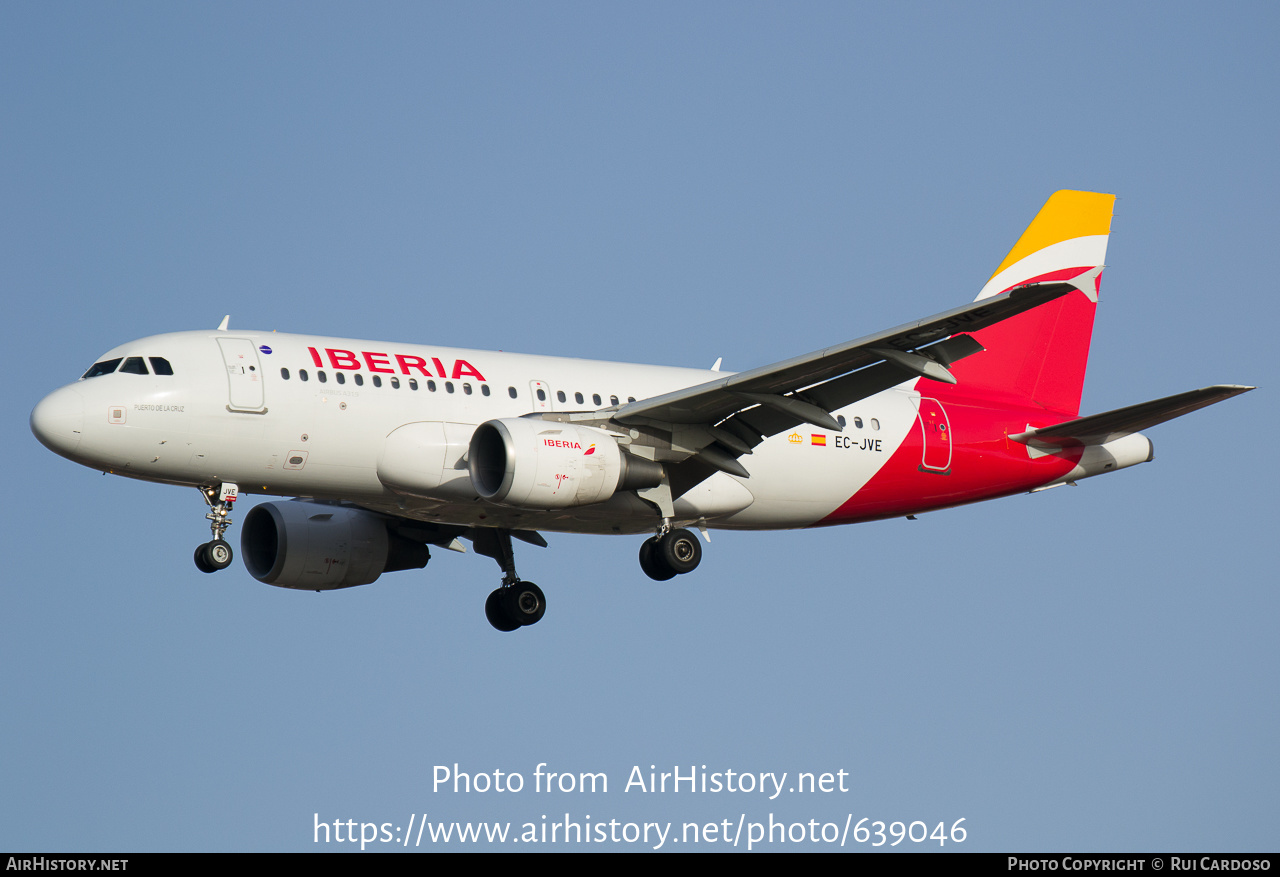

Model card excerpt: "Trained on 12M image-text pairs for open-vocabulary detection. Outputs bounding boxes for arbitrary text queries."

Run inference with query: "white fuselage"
[34,329,923,535]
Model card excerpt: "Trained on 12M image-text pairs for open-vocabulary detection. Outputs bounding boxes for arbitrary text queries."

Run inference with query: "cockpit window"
[149,357,174,375]
[119,357,149,375]
[82,358,122,379]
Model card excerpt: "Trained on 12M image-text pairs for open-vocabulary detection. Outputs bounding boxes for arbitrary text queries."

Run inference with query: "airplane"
[30,191,1252,631]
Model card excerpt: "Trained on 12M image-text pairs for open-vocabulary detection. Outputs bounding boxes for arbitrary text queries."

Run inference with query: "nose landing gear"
[194,483,238,574]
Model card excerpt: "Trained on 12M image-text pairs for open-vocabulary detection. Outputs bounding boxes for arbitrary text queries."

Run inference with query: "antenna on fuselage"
[217,316,230,331]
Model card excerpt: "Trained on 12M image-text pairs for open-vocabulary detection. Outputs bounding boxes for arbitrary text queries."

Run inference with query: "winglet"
[976,190,1115,302]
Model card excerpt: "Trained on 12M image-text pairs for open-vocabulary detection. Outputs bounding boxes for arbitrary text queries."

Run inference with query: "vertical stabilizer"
[952,191,1115,417]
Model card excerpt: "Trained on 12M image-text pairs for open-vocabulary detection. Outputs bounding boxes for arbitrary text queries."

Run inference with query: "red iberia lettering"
[452,359,486,381]
[544,439,582,449]
[326,348,360,370]
[300,345,487,382]
[395,354,431,376]
[363,351,395,373]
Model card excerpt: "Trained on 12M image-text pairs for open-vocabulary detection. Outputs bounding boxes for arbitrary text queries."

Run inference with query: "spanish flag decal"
[811,434,826,446]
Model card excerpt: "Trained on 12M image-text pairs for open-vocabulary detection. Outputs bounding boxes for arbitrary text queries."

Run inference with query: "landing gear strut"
[639,526,702,581]
[194,483,238,574]
[471,528,547,632]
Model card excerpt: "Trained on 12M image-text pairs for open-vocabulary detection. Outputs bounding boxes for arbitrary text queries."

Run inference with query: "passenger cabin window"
[335,372,345,385]
[300,369,309,381]
[445,381,455,393]
[149,357,174,375]
[372,375,382,387]
[354,374,364,386]
[317,370,327,383]
[592,393,601,406]
[574,392,584,405]
[280,368,290,380]
[536,389,546,401]
[556,390,566,403]
[409,378,418,390]
[390,377,400,389]
[482,385,491,397]
[463,383,472,395]
[427,380,437,392]
[610,395,619,406]
[83,358,122,379]
[509,387,518,399]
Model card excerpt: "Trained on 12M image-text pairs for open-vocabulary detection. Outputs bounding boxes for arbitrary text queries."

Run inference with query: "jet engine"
[468,418,663,510]
[241,501,430,590]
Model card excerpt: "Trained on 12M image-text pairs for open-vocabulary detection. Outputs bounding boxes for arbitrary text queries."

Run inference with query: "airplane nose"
[31,385,85,458]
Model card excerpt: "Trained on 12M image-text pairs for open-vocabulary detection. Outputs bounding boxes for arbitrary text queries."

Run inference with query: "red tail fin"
[950,191,1115,417]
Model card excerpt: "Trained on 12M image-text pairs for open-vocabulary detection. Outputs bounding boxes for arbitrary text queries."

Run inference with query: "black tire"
[485,589,520,632]
[658,528,701,575]
[505,581,546,626]
[206,539,234,570]
[639,537,676,581]
[194,543,216,574]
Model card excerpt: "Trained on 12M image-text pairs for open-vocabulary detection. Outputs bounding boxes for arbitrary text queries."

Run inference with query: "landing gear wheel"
[505,581,546,626]
[658,528,701,575]
[196,484,238,574]
[194,543,216,574]
[205,539,234,570]
[485,588,521,632]
[639,537,676,581]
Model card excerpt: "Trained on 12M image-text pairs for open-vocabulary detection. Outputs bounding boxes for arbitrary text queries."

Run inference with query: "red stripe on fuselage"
[815,388,1084,526]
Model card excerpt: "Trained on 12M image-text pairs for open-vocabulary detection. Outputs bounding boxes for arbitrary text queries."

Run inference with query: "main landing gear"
[471,528,547,632]
[638,527,702,581]
[194,483,239,574]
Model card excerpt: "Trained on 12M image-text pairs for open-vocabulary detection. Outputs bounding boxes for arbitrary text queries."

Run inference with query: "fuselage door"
[217,337,267,413]
[917,396,952,473]
[529,380,553,412]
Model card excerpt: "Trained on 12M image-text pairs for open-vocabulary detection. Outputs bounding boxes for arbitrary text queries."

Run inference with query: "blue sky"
[3,2,1275,852]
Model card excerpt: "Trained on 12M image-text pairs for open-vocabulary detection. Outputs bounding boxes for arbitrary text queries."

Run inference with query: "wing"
[598,282,1074,478]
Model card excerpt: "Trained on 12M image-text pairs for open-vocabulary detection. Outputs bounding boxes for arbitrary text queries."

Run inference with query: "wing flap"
[689,333,987,450]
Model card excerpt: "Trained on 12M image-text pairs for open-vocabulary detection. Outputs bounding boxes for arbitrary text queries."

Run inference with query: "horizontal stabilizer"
[1010,385,1254,449]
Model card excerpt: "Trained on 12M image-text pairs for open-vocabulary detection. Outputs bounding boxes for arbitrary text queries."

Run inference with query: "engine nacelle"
[241,501,429,590]
[469,418,663,510]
